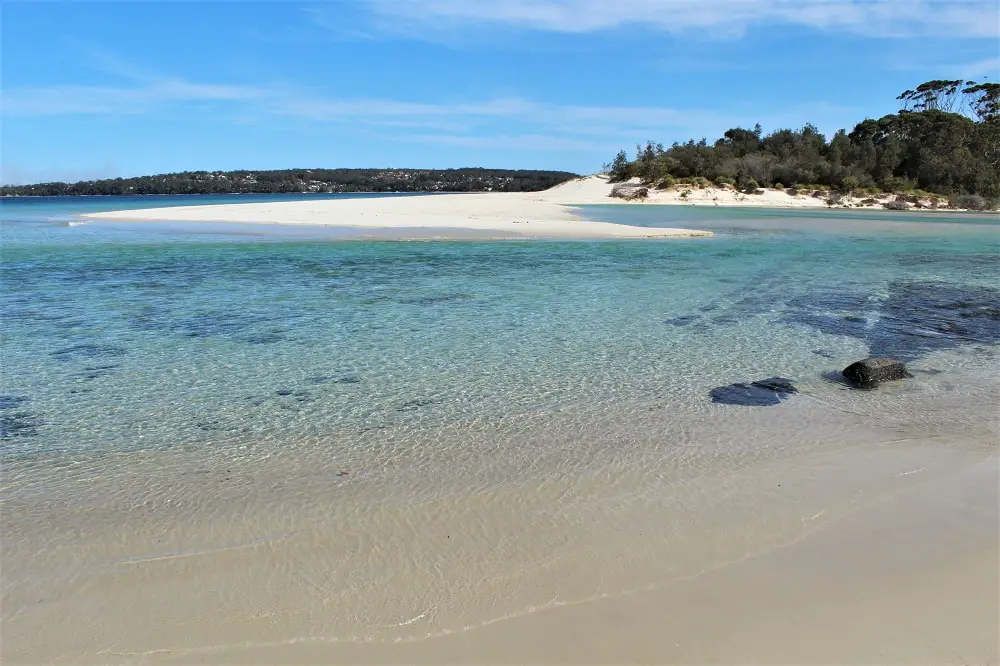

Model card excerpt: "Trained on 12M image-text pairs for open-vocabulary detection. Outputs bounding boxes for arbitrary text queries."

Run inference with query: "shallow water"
[1,196,998,661]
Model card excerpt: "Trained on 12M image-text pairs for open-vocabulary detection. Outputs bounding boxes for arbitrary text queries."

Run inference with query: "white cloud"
[403,133,607,151]
[0,80,265,116]
[952,56,1000,79]
[2,70,735,140]
[359,0,999,38]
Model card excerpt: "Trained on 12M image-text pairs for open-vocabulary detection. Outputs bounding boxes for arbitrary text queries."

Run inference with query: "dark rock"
[710,377,798,406]
[842,357,910,388]
[275,389,294,396]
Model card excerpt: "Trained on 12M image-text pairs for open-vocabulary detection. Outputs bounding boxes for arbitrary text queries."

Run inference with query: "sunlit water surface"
[1,195,998,657]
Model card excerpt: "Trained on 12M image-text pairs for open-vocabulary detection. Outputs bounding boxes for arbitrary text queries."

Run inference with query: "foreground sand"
[83,178,714,239]
[4,358,997,664]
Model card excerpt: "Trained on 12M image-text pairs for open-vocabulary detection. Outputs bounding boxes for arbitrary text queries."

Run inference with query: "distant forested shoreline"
[1,168,578,197]
[605,80,1000,209]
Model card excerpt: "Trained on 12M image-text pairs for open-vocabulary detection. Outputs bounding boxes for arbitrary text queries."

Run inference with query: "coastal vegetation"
[605,80,1000,209]
[1,168,578,196]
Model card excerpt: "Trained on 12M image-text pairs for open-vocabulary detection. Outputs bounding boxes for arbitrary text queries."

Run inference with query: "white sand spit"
[84,177,714,239]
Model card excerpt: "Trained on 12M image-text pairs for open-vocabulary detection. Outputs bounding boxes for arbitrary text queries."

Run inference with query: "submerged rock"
[710,377,798,406]
[842,357,910,388]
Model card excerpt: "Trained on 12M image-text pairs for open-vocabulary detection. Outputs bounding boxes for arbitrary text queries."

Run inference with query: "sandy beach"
[5,191,998,665]
[82,177,713,239]
[82,176,968,240]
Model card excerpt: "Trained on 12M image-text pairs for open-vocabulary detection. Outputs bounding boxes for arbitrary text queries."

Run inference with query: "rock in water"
[710,377,798,406]
[842,357,909,388]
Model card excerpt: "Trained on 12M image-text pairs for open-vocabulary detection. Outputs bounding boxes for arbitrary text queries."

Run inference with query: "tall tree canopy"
[606,80,999,203]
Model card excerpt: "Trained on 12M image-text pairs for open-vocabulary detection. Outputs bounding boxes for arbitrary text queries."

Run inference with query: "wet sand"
[160,455,1000,665]
[3,365,997,664]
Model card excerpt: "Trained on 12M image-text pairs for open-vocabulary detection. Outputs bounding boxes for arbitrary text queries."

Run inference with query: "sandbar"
[83,177,714,239]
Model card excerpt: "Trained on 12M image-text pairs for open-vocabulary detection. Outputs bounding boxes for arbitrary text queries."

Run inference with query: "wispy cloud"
[1,71,733,142]
[357,0,999,39]
[950,56,1000,79]
[883,54,1000,80]
[402,133,608,152]
[1,80,266,116]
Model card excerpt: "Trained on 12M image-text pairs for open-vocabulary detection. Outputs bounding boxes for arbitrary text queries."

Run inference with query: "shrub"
[882,177,913,193]
[826,192,845,206]
[785,187,799,196]
[680,189,692,199]
[714,176,735,187]
[692,176,712,189]
[656,176,676,189]
[772,182,784,190]
[840,174,861,193]
[741,178,759,193]
[883,200,908,210]
[860,197,878,205]
[951,193,992,210]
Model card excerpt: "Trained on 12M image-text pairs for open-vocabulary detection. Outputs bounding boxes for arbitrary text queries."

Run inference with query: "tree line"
[1,168,579,196]
[605,80,1000,207]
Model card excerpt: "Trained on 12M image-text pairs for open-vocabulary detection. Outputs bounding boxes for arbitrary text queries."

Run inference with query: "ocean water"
[2,195,999,659]
[3,197,997,457]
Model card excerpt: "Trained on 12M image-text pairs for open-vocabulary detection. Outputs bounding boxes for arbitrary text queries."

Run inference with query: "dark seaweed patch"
[80,364,119,380]
[397,293,472,306]
[0,396,29,410]
[398,398,439,411]
[51,343,126,361]
[787,282,1000,361]
[241,332,286,344]
[665,315,698,327]
[0,412,45,438]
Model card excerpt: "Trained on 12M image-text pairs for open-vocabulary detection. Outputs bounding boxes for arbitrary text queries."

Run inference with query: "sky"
[2,1,998,183]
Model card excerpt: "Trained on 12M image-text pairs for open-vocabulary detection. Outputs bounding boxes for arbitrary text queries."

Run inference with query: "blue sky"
[2,1,998,183]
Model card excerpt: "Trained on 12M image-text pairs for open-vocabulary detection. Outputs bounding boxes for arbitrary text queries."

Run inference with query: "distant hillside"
[1,168,579,196]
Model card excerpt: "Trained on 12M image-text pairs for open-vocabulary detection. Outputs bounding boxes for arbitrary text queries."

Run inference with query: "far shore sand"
[82,176,713,239]
[82,176,973,241]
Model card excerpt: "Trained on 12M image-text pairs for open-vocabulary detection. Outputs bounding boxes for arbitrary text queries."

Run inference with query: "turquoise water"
[3,195,999,660]
[2,196,998,464]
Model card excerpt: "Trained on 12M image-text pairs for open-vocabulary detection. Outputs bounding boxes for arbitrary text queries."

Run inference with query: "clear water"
[2,196,998,462]
[3,196,999,659]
